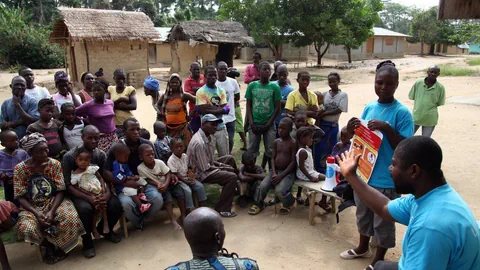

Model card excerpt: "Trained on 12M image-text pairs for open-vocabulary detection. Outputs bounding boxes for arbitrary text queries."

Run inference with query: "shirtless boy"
[249,118,297,215]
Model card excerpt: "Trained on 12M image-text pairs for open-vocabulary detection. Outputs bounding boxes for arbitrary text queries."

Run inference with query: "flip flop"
[138,193,147,202]
[340,248,373,260]
[219,212,237,218]
[248,205,263,215]
[365,265,374,270]
[278,206,291,215]
[140,203,152,213]
[296,196,305,205]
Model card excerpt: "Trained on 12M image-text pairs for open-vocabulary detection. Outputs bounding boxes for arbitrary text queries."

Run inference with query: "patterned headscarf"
[54,71,69,83]
[20,133,47,154]
[143,76,160,92]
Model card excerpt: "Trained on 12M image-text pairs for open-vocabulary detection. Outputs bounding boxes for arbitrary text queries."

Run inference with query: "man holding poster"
[341,64,414,270]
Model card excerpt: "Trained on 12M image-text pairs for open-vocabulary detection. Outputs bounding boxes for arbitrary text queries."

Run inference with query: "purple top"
[0,149,29,178]
[76,100,116,134]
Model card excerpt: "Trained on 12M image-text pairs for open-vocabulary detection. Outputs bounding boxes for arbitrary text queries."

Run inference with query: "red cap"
[327,156,335,163]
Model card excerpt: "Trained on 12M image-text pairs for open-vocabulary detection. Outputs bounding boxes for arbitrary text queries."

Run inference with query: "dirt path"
[1,55,480,269]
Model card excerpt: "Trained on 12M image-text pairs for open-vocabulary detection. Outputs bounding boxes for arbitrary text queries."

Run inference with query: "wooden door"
[366,38,374,54]
[148,44,157,64]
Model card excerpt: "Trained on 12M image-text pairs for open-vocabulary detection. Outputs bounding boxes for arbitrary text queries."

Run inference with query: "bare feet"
[92,228,101,239]
[171,219,182,231]
[176,216,184,227]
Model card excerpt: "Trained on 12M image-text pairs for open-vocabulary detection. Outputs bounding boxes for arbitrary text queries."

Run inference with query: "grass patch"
[467,58,480,66]
[309,74,327,81]
[427,64,479,76]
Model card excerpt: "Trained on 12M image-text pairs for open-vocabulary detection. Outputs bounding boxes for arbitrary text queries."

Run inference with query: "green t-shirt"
[244,81,281,125]
[409,78,445,126]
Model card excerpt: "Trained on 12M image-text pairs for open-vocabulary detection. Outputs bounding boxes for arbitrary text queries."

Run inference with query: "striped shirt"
[186,129,217,181]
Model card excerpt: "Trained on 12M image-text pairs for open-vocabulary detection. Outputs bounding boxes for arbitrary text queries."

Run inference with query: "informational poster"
[349,120,383,182]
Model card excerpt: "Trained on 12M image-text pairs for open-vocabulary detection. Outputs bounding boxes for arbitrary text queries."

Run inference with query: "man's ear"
[411,164,420,179]
[215,232,221,244]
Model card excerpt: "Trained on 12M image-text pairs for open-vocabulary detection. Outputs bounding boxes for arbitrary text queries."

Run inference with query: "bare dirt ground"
[0,55,479,269]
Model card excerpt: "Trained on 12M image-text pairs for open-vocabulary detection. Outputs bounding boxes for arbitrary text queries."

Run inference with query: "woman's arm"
[116,92,137,111]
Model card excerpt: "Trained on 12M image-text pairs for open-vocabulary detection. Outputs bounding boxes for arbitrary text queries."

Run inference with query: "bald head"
[184,207,225,257]
[277,64,288,73]
[190,62,201,79]
[427,65,441,81]
[82,125,100,136]
[274,60,283,71]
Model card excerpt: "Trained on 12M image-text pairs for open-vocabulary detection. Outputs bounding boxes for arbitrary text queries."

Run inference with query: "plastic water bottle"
[322,156,340,191]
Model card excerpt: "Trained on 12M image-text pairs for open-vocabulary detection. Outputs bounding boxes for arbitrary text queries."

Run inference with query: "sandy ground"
[0,55,479,269]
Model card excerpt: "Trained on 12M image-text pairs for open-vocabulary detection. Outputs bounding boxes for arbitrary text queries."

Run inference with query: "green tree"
[334,0,382,63]
[448,21,480,44]
[134,0,157,20]
[378,3,412,34]
[286,0,351,65]
[410,7,440,56]
[218,0,289,60]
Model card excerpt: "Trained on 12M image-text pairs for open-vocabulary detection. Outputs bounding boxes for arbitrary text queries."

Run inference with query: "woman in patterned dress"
[14,133,85,264]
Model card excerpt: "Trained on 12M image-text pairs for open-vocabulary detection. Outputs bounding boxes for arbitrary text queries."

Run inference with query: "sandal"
[340,248,372,260]
[248,205,263,215]
[296,196,305,205]
[138,193,147,202]
[219,211,237,218]
[365,265,374,270]
[278,206,291,215]
[265,197,280,206]
[140,203,151,213]
[44,249,68,265]
[317,201,332,213]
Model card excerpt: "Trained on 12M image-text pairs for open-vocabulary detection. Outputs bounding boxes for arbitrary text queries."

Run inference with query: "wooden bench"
[295,180,344,225]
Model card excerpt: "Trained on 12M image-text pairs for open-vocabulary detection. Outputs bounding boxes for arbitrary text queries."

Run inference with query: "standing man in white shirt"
[19,67,51,103]
[216,62,240,153]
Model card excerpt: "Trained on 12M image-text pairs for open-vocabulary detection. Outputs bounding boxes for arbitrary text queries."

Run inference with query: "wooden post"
[146,40,150,75]
[83,41,90,73]
[308,191,316,226]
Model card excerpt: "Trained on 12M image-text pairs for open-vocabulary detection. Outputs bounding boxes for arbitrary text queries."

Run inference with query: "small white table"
[295,180,344,225]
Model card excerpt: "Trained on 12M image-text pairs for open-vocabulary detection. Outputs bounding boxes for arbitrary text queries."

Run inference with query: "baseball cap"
[201,114,223,124]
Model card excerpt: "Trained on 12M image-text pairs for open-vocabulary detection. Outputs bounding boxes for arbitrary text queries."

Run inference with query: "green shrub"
[467,58,480,66]
[0,5,63,69]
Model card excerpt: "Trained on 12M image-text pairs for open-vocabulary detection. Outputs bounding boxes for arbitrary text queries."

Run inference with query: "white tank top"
[64,121,85,150]
[296,147,320,181]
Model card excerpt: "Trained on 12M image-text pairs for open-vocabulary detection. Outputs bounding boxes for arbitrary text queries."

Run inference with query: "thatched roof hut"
[168,20,254,73]
[168,20,255,45]
[50,8,159,87]
[438,0,480,19]
[50,8,159,43]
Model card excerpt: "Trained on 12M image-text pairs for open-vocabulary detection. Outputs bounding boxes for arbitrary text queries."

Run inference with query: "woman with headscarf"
[51,71,82,116]
[15,133,85,264]
[79,72,95,103]
[158,74,196,148]
[143,76,162,121]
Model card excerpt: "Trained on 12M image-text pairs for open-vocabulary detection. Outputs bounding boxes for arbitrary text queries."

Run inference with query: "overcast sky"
[392,0,439,9]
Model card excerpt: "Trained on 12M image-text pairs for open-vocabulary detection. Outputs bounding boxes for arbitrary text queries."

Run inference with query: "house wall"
[314,36,405,61]
[68,40,149,89]
[170,41,217,75]
[469,43,480,54]
[156,43,172,64]
[405,42,468,55]
[240,43,309,61]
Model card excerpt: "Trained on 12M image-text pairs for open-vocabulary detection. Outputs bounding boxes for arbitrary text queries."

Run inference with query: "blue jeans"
[225,121,236,153]
[179,180,207,209]
[118,184,163,229]
[254,170,295,208]
[248,124,276,158]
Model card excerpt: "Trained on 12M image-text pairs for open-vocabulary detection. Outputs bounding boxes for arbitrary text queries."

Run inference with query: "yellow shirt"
[108,86,136,126]
[285,89,318,125]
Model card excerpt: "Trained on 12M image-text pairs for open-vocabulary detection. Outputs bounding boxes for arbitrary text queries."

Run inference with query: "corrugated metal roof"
[154,27,172,42]
[373,27,410,37]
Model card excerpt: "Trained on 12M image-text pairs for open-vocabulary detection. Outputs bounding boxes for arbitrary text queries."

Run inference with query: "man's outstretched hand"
[336,151,361,179]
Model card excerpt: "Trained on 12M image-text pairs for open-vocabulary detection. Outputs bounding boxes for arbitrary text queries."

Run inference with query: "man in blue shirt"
[0,76,39,139]
[342,65,414,269]
[337,136,480,270]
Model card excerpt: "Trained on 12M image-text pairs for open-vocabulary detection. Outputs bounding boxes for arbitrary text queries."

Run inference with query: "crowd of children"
[1,54,474,270]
